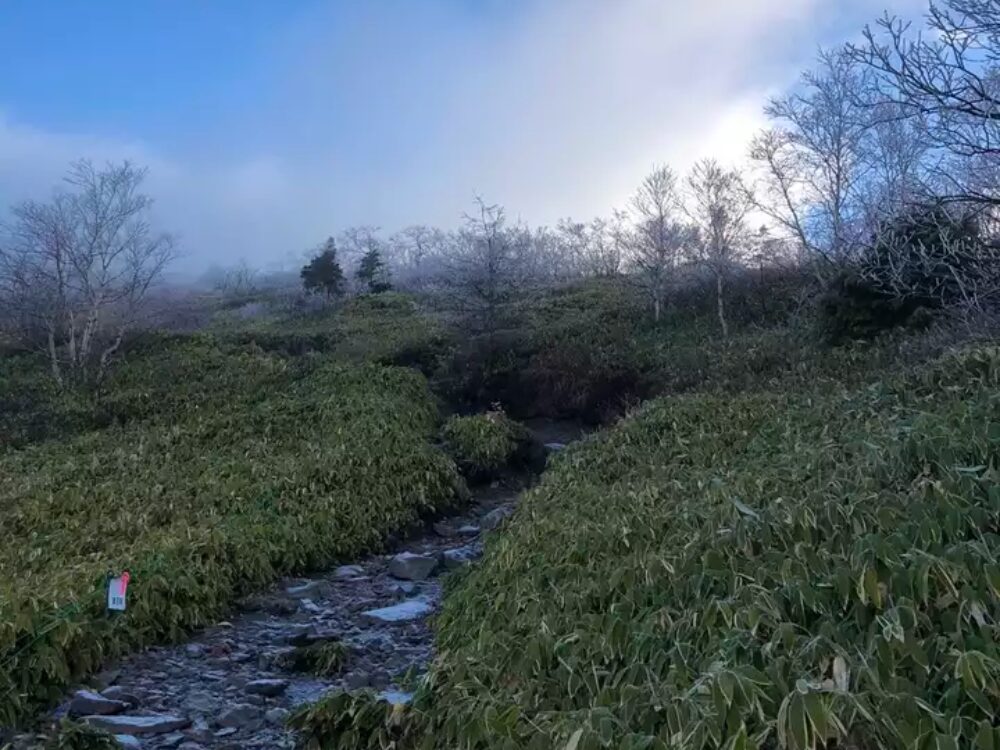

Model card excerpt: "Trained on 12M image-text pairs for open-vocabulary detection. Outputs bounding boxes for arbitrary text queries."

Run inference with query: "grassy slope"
[0,334,463,726]
[393,345,999,749]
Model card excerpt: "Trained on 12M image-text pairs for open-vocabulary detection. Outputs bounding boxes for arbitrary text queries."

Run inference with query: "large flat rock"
[361,599,433,623]
[83,714,190,735]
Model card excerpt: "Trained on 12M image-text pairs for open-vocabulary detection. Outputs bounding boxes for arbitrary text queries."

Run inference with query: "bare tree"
[388,224,447,289]
[629,165,686,321]
[0,160,175,387]
[683,159,754,338]
[848,0,1000,207]
[439,197,520,339]
[750,51,873,277]
[215,259,259,299]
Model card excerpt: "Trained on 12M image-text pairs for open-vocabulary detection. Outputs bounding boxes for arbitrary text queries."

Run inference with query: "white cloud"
[0,0,931,271]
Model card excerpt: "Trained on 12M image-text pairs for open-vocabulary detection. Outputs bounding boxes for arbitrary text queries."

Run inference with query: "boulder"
[83,715,190,736]
[101,686,140,708]
[69,689,129,717]
[388,552,438,581]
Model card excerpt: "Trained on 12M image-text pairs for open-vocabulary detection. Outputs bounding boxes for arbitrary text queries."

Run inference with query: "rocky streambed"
[15,425,581,750]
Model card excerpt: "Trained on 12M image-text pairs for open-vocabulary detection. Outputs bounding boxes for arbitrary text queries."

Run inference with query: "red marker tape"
[120,571,131,596]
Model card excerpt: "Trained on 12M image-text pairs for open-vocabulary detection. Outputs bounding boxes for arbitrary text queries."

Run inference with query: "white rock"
[361,599,433,623]
[114,736,143,749]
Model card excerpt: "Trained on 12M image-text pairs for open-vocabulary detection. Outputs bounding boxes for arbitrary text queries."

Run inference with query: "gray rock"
[101,686,140,707]
[544,442,567,452]
[392,581,416,595]
[182,691,218,714]
[362,599,433,623]
[481,505,515,530]
[457,524,481,536]
[245,679,289,697]
[214,727,238,738]
[442,544,482,569]
[114,736,142,749]
[69,689,129,717]
[83,715,190,736]
[334,565,365,579]
[160,733,186,748]
[91,669,121,690]
[285,581,321,598]
[433,521,456,537]
[343,671,372,690]
[388,552,438,581]
[264,707,290,726]
[217,703,261,728]
[185,718,213,743]
[178,744,205,750]
[184,644,205,658]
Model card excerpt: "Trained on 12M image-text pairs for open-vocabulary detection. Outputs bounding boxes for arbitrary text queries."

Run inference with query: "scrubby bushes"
[388,346,1000,749]
[0,339,463,727]
[441,410,538,480]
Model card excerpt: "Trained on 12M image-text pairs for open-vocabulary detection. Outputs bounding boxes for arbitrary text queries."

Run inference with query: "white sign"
[107,573,130,611]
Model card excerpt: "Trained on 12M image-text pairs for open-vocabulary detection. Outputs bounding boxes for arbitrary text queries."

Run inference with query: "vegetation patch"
[289,690,410,750]
[0,336,463,727]
[395,346,1000,749]
[279,641,349,677]
[441,410,533,480]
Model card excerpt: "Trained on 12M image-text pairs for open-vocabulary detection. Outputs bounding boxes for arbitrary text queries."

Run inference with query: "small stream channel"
[15,420,584,750]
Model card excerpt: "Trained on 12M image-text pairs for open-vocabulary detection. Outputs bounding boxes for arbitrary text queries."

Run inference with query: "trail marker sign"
[107,571,130,611]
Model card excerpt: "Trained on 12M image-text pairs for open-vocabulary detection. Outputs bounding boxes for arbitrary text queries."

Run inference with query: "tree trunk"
[653,293,661,323]
[716,272,728,339]
[47,326,63,387]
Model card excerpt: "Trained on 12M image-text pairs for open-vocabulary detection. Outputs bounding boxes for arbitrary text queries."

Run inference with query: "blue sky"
[0,0,926,272]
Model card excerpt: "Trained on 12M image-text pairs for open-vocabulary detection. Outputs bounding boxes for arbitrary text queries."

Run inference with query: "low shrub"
[42,720,121,750]
[399,345,1000,749]
[0,343,463,727]
[289,690,410,750]
[280,641,349,677]
[441,410,533,480]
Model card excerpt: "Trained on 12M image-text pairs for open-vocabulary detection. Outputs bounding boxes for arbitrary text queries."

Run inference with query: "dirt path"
[25,422,583,750]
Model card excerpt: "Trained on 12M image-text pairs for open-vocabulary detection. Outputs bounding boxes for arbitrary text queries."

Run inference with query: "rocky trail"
[23,422,581,750]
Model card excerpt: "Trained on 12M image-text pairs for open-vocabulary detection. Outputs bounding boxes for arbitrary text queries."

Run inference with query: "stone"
[442,544,482,569]
[457,524,481,536]
[362,599,433,623]
[334,565,365,579]
[388,552,438,581]
[217,703,261,728]
[114,736,142,749]
[432,521,456,537]
[178,744,205,750]
[264,707,290,726]
[481,505,515,531]
[544,442,567,452]
[343,671,372,690]
[392,581,416,595]
[91,669,121,690]
[68,689,129,717]
[101,686,140,707]
[184,644,205,658]
[83,715,190,736]
[183,691,218,714]
[245,678,289,697]
[285,581,321,598]
[185,718,213,743]
[160,733,186,748]
[214,727,238,738]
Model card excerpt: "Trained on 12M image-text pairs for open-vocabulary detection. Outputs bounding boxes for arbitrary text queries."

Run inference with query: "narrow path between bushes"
[26,421,584,750]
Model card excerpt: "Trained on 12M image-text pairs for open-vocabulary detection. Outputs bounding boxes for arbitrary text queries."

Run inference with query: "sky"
[0,0,928,273]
